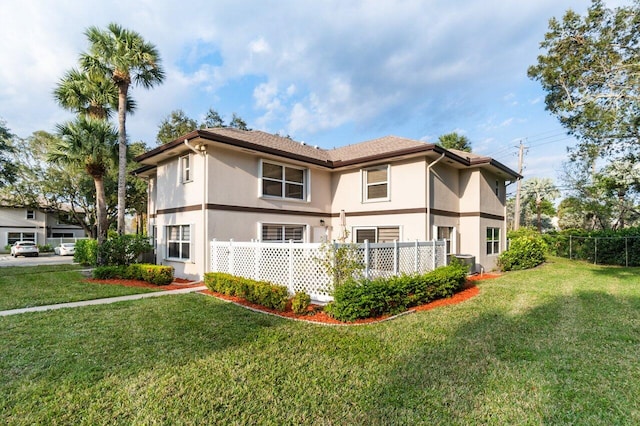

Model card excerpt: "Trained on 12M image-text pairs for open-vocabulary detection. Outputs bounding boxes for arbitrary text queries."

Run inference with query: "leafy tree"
[200,108,225,128]
[521,178,560,233]
[50,117,118,252]
[593,159,640,229]
[0,119,17,188]
[81,22,165,234]
[156,109,198,144]
[437,132,472,152]
[528,0,640,158]
[229,113,250,130]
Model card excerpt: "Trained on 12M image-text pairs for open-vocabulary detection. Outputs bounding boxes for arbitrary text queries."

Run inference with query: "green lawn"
[0,264,157,311]
[1,257,639,424]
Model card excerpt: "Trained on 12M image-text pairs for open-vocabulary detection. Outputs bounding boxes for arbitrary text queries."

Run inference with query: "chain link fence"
[551,234,640,267]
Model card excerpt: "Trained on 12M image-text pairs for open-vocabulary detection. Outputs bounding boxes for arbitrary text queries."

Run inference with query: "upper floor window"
[261,161,306,200]
[26,210,35,219]
[363,165,390,202]
[486,227,500,255]
[180,155,192,183]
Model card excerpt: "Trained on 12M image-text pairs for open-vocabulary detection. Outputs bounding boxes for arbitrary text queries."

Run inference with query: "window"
[487,227,500,255]
[167,225,190,260]
[354,226,399,243]
[180,155,192,183]
[437,226,454,255]
[261,161,306,200]
[57,213,75,225]
[26,210,35,219]
[8,232,35,245]
[52,233,74,238]
[261,224,305,242]
[363,165,389,201]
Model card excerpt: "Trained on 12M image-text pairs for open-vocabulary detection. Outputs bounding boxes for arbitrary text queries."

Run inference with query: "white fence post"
[229,239,235,275]
[289,239,294,289]
[254,242,260,281]
[394,239,399,275]
[432,238,436,271]
[414,240,419,273]
[364,239,370,280]
[211,239,217,272]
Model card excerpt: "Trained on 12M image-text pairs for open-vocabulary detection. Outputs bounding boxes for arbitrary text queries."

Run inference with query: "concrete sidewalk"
[0,285,207,317]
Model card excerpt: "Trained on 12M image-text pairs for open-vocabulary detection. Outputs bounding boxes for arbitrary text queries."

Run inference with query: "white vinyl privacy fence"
[210,239,447,302]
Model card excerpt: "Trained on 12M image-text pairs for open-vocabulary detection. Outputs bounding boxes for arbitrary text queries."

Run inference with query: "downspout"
[184,139,208,279]
[426,152,446,240]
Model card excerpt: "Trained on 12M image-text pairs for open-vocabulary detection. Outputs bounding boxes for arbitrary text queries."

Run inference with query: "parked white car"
[54,243,75,256]
[10,241,40,257]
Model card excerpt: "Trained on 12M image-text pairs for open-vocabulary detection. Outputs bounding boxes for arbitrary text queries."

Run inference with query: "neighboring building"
[0,207,86,249]
[134,129,520,280]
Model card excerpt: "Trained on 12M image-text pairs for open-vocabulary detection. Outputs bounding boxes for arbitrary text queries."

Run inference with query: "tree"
[593,159,640,229]
[521,178,560,232]
[528,1,640,158]
[437,132,472,152]
[53,68,135,120]
[229,113,250,130]
[0,119,17,188]
[81,22,165,234]
[200,108,225,128]
[157,109,197,144]
[50,117,118,254]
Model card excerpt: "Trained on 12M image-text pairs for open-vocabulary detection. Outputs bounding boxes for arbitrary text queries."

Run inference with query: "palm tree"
[521,178,560,232]
[80,23,165,234]
[50,117,118,256]
[437,132,472,152]
[54,68,136,120]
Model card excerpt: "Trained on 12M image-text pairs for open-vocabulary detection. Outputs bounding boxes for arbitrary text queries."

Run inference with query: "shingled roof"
[134,128,520,179]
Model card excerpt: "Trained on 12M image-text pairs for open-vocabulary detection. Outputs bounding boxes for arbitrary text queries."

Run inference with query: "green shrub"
[326,262,469,322]
[140,265,174,285]
[204,273,289,311]
[99,234,153,266]
[38,244,53,253]
[291,291,311,315]
[74,239,98,266]
[498,234,547,271]
[92,263,173,285]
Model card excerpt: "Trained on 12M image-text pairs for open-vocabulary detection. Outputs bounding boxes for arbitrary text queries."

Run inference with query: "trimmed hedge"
[498,233,547,271]
[92,263,174,285]
[204,273,289,311]
[74,239,98,266]
[291,291,311,315]
[325,262,469,322]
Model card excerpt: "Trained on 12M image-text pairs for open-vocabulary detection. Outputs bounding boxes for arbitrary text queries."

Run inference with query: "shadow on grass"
[363,290,640,424]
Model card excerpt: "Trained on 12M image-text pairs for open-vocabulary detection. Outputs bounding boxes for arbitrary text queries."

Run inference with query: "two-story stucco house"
[134,128,520,280]
[0,206,87,249]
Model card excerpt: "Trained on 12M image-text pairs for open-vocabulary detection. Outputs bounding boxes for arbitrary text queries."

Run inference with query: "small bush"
[75,239,98,266]
[326,262,469,322]
[92,263,173,285]
[498,234,547,271]
[99,234,153,266]
[38,244,53,253]
[204,273,289,311]
[291,291,311,315]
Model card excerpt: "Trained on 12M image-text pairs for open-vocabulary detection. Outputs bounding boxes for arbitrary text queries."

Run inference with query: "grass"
[1,257,639,424]
[0,264,157,311]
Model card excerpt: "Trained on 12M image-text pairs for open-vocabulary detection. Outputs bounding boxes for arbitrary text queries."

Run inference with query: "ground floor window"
[8,232,36,245]
[52,232,74,238]
[167,225,190,260]
[486,227,500,255]
[354,226,399,243]
[261,224,305,242]
[437,226,454,254]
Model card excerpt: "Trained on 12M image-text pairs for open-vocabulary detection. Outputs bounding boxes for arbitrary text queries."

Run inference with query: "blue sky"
[0,0,627,194]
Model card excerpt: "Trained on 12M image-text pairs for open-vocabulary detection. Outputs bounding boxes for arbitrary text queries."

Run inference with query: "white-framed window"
[260,160,307,201]
[437,226,454,255]
[362,165,390,202]
[167,225,191,260]
[487,227,500,255]
[52,232,74,238]
[8,232,36,245]
[180,154,192,183]
[354,226,399,243]
[26,210,35,219]
[261,224,306,242]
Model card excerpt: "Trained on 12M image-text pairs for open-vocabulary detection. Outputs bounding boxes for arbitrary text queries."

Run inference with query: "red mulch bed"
[201,274,500,325]
[85,277,201,291]
[86,273,500,324]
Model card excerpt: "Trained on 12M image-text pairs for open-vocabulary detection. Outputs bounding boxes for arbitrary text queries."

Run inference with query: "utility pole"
[513,140,526,230]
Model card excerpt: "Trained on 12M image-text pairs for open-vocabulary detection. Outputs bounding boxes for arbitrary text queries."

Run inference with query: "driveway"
[0,253,76,267]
